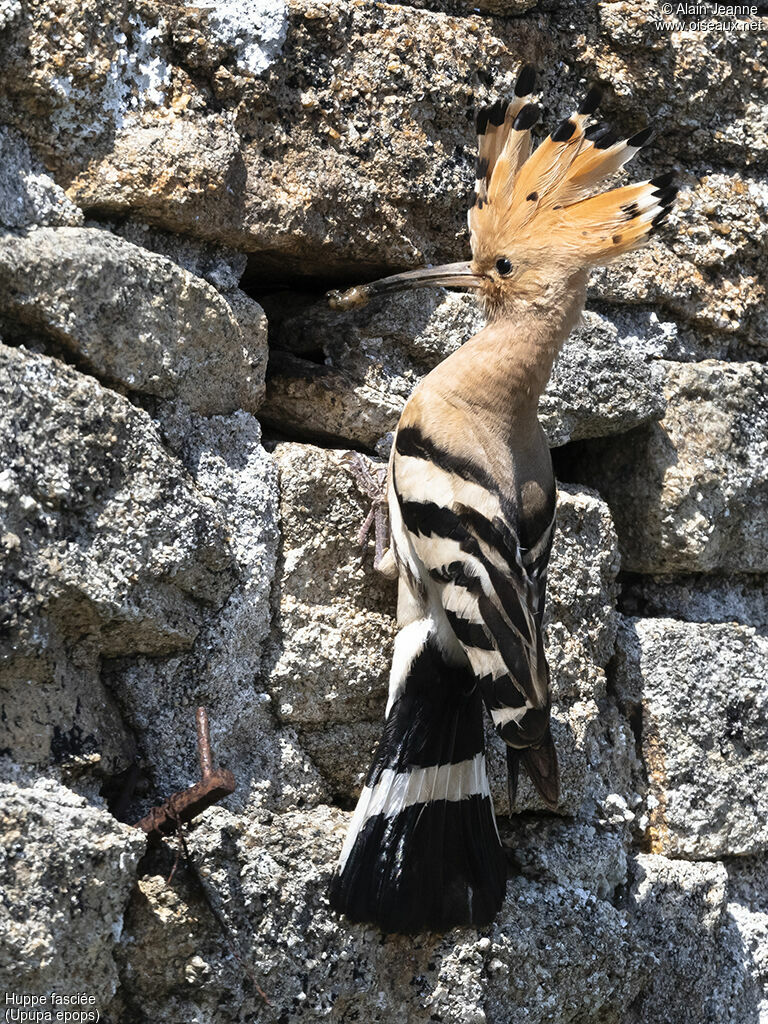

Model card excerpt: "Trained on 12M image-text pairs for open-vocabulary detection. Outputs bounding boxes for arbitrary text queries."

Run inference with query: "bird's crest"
[469,65,677,267]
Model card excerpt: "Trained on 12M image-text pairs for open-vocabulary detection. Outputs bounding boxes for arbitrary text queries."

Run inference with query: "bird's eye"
[495,257,513,276]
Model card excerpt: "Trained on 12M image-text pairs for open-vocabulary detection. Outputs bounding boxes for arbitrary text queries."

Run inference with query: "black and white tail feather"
[328,621,506,932]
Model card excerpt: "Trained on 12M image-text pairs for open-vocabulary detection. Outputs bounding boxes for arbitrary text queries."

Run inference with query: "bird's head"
[328,66,676,319]
[464,228,585,321]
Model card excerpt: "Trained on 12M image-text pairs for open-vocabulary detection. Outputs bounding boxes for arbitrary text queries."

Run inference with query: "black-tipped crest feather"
[651,170,675,188]
[593,126,620,149]
[584,121,608,139]
[551,118,577,143]
[514,63,536,97]
[578,84,602,115]
[513,103,539,131]
[627,125,654,148]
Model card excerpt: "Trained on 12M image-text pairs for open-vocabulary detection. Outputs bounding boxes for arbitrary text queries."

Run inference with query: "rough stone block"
[0,777,145,1001]
[571,360,768,574]
[614,617,768,858]
[106,412,326,814]
[726,857,768,1021]
[0,227,268,414]
[628,854,760,1024]
[264,297,665,450]
[0,125,82,229]
[0,342,234,779]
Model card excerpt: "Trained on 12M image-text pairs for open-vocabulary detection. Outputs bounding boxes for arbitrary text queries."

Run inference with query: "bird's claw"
[341,451,392,573]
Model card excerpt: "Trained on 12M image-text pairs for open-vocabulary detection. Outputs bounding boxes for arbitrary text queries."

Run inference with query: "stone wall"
[0,1,766,1022]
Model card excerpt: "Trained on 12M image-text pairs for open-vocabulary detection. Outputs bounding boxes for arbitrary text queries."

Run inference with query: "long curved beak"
[326,261,485,311]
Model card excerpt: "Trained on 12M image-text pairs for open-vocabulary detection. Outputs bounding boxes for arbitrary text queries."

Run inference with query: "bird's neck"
[467,272,588,425]
[403,273,588,457]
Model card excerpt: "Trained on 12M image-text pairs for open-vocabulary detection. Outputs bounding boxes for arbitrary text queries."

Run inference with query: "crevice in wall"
[261,423,377,456]
[99,762,146,823]
[240,253,398,295]
[618,571,768,632]
[0,316,135,400]
[550,436,595,486]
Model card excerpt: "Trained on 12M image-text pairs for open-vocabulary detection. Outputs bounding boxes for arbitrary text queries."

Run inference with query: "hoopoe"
[327,66,676,933]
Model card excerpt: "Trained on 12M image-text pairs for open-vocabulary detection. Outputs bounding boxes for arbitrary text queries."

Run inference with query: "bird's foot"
[341,451,396,576]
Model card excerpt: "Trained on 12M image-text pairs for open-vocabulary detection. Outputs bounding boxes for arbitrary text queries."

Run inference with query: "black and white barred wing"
[391,426,559,805]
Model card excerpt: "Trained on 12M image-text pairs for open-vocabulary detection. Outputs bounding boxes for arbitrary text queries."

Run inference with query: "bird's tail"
[328,620,507,933]
[506,727,560,811]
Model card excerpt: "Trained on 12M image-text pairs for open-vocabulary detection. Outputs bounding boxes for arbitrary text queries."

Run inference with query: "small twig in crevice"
[166,803,190,885]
